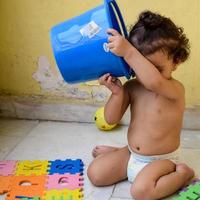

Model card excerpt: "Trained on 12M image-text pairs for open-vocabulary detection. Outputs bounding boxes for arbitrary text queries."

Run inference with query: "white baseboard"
[0,95,200,130]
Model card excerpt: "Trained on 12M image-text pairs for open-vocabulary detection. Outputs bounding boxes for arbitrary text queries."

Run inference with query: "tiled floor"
[0,118,200,200]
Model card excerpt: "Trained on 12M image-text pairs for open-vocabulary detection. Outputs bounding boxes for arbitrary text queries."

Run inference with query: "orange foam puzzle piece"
[7,175,46,200]
[0,176,12,194]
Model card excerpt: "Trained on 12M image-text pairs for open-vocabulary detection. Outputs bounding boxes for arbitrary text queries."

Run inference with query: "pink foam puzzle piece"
[0,161,17,176]
[46,173,84,190]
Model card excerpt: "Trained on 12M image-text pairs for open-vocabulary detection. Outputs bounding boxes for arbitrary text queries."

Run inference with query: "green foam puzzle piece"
[172,181,200,200]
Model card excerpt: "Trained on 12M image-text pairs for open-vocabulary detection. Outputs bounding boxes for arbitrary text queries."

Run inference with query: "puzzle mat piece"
[173,179,200,200]
[43,189,83,200]
[0,176,12,195]
[46,173,84,190]
[49,159,84,175]
[0,159,84,199]
[0,161,17,176]
[6,175,46,200]
[15,197,39,200]
[16,160,49,176]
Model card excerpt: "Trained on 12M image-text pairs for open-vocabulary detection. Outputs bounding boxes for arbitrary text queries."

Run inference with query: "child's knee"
[176,163,195,180]
[87,162,104,186]
[130,181,155,200]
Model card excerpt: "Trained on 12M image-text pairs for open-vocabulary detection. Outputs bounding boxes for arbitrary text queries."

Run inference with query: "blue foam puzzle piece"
[16,197,39,200]
[48,159,84,174]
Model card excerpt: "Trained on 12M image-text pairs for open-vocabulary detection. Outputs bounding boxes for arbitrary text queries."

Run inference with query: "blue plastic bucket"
[50,0,133,84]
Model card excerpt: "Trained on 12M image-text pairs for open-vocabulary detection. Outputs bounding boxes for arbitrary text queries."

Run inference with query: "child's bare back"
[127,78,184,156]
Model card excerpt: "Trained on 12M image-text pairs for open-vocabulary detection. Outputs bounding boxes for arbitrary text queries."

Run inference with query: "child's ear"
[172,64,178,71]
[172,60,181,71]
[172,57,181,70]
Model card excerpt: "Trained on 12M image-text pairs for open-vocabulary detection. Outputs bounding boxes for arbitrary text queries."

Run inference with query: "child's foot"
[176,163,195,185]
[92,145,119,157]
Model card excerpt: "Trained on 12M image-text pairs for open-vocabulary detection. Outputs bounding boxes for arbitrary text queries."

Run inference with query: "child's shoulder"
[171,78,185,91]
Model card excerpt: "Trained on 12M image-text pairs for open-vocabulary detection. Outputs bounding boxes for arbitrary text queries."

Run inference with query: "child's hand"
[99,73,123,95]
[107,28,132,57]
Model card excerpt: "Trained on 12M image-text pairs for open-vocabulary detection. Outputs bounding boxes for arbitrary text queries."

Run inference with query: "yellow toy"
[94,107,117,131]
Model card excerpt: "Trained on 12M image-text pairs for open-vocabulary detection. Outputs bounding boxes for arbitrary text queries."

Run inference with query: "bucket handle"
[106,0,128,38]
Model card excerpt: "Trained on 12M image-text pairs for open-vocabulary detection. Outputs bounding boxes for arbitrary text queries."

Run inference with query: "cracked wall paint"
[32,56,109,102]
[33,56,65,91]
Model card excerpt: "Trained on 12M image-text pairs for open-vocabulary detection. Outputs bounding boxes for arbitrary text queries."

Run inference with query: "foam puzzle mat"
[173,179,200,200]
[0,159,84,200]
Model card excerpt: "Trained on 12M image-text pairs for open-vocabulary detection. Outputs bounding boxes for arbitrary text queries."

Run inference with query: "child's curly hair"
[128,11,190,64]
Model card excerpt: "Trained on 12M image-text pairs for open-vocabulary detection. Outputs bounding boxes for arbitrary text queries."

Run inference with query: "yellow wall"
[0,0,200,107]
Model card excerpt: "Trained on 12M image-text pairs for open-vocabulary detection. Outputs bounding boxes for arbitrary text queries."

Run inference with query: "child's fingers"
[104,76,114,89]
[103,73,110,81]
[107,42,115,49]
[108,36,115,42]
[111,77,117,83]
[107,28,120,36]
[108,76,118,86]
[101,73,110,80]
[107,75,113,84]
[109,47,116,54]
[99,73,110,84]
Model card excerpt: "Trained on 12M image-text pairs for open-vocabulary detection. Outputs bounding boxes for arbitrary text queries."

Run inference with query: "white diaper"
[127,146,180,182]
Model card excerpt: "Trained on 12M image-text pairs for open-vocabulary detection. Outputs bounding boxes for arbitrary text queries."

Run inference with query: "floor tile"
[0,135,21,159]
[112,181,132,199]
[181,148,200,177]
[6,122,127,164]
[181,129,200,149]
[85,183,114,200]
[0,118,39,137]
[4,121,126,200]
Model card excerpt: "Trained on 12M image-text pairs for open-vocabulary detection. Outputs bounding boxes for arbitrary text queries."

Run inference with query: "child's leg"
[130,159,194,200]
[87,146,130,186]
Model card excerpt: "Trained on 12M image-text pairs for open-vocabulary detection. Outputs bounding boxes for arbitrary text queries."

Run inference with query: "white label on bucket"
[103,43,110,52]
[80,21,101,38]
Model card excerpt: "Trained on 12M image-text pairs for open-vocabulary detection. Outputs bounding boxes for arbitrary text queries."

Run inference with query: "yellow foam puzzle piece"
[43,189,83,200]
[16,160,49,176]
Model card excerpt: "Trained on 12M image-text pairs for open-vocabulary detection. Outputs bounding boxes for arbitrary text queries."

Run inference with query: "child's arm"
[107,29,184,100]
[99,73,130,124]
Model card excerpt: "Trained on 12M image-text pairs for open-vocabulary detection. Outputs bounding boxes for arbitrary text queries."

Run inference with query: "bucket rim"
[104,0,132,79]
